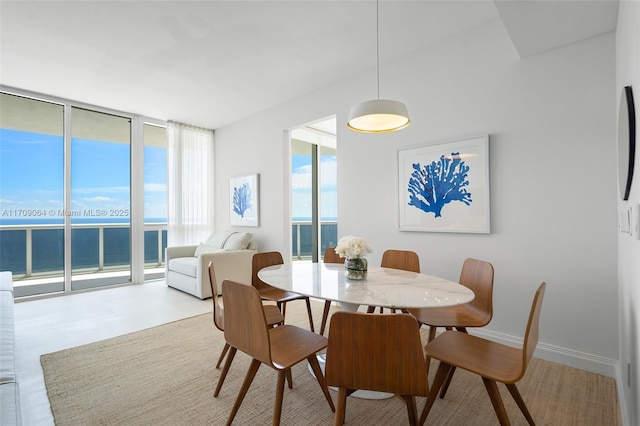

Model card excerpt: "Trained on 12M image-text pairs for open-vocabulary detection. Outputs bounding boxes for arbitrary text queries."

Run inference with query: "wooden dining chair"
[325,311,429,425]
[381,249,421,273]
[367,249,421,314]
[252,251,316,332]
[220,280,335,425]
[319,247,343,335]
[207,262,284,397]
[420,282,546,426]
[407,257,494,397]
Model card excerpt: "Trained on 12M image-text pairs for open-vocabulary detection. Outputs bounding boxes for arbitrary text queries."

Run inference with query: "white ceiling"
[0,1,619,130]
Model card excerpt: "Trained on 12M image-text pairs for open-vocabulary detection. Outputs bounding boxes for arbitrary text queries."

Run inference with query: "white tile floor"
[13,280,212,426]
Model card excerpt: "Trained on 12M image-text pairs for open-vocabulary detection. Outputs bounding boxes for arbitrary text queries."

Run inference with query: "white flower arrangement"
[334,235,372,259]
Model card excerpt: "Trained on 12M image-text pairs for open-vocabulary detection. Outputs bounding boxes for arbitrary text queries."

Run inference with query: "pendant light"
[347,0,410,133]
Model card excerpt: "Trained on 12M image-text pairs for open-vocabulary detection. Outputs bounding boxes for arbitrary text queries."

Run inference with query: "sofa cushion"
[167,257,198,278]
[0,273,13,294]
[204,231,236,249]
[0,291,15,384]
[194,243,223,257]
[0,382,21,426]
[223,232,253,250]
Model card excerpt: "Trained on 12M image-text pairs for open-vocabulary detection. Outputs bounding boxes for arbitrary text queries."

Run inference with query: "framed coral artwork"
[230,173,259,227]
[398,135,490,233]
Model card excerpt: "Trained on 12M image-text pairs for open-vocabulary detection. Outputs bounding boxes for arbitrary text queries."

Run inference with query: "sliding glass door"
[290,117,337,262]
[1,90,168,297]
[143,123,168,281]
[0,93,65,297]
[70,107,132,290]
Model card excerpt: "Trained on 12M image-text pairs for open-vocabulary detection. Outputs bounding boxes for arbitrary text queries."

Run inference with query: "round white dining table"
[258,261,475,400]
[257,261,474,312]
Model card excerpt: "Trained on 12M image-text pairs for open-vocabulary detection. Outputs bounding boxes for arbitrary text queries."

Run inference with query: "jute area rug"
[41,300,619,426]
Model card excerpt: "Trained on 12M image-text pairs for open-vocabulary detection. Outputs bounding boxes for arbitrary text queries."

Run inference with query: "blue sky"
[1,127,333,223]
[291,153,337,220]
[0,128,167,222]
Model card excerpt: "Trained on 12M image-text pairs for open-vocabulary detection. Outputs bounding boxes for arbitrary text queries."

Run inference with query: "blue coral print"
[407,152,472,218]
[233,183,252,218]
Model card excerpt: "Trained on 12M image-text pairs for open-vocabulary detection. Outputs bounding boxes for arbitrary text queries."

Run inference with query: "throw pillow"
[204,231,236,249]
[223,232,253,250]
[194,243,220,257]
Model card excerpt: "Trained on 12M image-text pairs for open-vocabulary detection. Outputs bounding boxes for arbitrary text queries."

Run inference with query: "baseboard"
[472,328,618,378]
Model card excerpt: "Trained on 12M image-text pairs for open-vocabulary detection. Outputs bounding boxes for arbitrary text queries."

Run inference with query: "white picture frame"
[398,135,490,233]
[230,173,259,227]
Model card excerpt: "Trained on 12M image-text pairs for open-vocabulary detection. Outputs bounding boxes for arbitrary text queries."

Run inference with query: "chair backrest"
[325,311,428,396]
[221,280,273,366]
[520,282,547,379]
[380,249,420,273]
[251,251,284,291]
[323,247,343,264]
[207,261,224,332]
[459,258,494,325]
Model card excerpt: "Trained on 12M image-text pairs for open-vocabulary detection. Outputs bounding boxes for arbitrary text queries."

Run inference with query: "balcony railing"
[0,220,334,296]
[291,220,337,260]
[0,222,167,281]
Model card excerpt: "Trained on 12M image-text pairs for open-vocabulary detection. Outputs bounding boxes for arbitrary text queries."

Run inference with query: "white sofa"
[1,271,22,426]
[165,231,257,299]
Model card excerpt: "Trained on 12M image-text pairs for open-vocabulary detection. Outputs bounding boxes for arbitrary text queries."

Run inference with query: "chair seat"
[264,305,285,326]
[407,303,490,328]
[269,325,328,370]
[259,285,307,303]
[217,303,283,329]
[425,331,523,384]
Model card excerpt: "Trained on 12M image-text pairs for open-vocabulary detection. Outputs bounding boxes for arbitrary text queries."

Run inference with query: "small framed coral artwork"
[230,173,259,227]
[398,135,490,233]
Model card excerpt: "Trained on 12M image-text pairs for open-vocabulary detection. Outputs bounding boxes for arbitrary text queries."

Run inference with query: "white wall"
[616,2,640,425]
[215,19,618,378]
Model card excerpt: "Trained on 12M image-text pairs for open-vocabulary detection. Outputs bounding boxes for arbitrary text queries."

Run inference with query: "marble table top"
[258,262,474,309]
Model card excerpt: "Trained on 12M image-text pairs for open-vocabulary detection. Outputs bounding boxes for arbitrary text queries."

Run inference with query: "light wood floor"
[13,280,212,426]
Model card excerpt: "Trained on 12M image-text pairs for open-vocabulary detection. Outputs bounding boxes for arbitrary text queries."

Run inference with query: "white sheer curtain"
[166,121,214,246]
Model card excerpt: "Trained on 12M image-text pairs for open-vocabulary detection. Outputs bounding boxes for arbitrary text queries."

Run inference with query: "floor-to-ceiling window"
[0,93,65,297]
[70,107,132,291]
[143,123,168,280]
[290,117,337,262]
[0,89,168,298]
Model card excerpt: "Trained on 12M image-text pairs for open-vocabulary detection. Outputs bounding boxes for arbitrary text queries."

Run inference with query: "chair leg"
[437,328,468,398]
[286,368,293,389]
[419,361,452,425]
[366,305,376,313]
[505,383,536,425]
[320,300,331,335]
[401,395,418,426]
[482,377,511,426]
[308,354,336,412]
[424,326,437,379]
[334,388,348,426]
[438,366,456,399]
[216,342,230,369]
[273,370,287,426]
[305,297,315,332]
[225,358,261,426]
[214,346,237,397]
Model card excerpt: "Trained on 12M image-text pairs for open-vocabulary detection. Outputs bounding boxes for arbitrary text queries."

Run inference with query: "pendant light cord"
[376,0,380,100]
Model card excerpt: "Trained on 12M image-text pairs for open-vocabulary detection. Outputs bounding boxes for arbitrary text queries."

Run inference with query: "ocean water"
[0,217,335,274]
[0,217,167,226]
[0,218,167,274]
